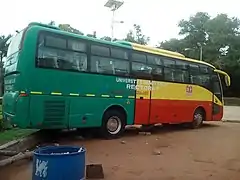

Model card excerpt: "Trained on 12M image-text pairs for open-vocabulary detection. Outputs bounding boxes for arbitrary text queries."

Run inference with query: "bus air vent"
[43,100,66,126]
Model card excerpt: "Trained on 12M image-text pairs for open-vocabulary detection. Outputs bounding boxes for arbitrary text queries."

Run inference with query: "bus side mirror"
[214,69,231,87]
[225,75,231,87]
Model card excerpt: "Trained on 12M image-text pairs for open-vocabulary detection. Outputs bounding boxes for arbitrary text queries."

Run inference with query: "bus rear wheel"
[190,108,204,129]
[100,110,126,139]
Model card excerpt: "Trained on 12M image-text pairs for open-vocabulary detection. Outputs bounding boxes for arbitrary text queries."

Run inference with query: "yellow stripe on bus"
[115,95,123,98]
[86,94,95,97]
[128,96,135,99]
[70,93,79,96]
[20,91,26,94]
[101,95,110,97]
[30,91,43,95]
[51,92,62,95]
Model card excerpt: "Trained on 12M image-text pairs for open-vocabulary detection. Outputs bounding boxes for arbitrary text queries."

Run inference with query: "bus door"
[212,73,223,120]
[134,79,151,125]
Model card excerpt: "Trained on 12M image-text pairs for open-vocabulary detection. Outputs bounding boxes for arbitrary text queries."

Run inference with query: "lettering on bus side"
[186,85,193,96]
[115,77,167,91]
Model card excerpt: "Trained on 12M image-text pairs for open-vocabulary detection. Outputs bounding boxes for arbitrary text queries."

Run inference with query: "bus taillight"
[19,92,28,97]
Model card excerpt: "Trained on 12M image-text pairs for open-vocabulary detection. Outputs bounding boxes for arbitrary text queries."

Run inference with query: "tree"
[160,12,210,60]
[159,12,240,97]
[124,24,150,45]
[58,24,84,35]
[100,36,112,41]
[0,35,11,57]
[100,36,118,42]
[86,31,97,38]
[48,21,56,26]
[0,34,11,96]
[48,21,84,35]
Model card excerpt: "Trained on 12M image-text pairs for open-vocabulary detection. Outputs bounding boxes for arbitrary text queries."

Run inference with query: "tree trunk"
[0,151,33,167]
[0,150,19,156]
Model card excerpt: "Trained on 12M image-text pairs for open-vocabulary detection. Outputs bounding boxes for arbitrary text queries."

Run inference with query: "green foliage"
[58,24,84,35]
[0,35,12,57]
[100,36,112,41]
[0,128,37,145]
[124,24,150,45]
[0,105,4,131]
[86,31,97,38]
[48,21,84,35]
[159,12,240,96]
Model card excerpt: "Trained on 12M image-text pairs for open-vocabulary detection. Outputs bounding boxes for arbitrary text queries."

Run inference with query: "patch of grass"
[0,128,37,145]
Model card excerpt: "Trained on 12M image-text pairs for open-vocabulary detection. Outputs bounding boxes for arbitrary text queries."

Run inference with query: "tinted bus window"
[163,58,175,68]
[131,62,152,77]
[90,56,129,76]
[175,69,189,83]
[132,53,147,63]
[176,60,188,69]
[147,55,162,65]
[111,48,128,60]
[45,35,67,49]
[91,45,110,56]
[36,34,87,72]
[189,63,199,72]
[68,40,86,52]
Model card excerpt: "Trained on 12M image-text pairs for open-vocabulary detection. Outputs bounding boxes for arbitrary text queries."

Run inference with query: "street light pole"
[104,0,124,41]
[111,7,115,41]
[197,43,203,61]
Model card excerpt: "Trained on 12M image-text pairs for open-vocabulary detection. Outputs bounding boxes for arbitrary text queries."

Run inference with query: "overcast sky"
[1,0,240,46]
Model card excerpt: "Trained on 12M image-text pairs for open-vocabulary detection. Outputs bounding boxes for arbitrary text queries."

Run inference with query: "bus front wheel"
[190,108,204,129]
[100,109,126,139]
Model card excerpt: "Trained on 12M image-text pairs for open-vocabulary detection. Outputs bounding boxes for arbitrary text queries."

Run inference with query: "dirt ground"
[1,122,240,180]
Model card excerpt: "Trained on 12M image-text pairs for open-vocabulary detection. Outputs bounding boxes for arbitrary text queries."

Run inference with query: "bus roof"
[28,22,132,50]
[28,22,215,69]
[115,41,215,69]
[115,41,186,58]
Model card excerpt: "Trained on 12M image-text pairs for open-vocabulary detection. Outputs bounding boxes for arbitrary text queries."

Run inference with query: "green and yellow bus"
[3,22,230,138]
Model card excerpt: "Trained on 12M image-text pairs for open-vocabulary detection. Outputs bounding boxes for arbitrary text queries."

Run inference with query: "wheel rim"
[107,116,122,135]
[194,113,203,126]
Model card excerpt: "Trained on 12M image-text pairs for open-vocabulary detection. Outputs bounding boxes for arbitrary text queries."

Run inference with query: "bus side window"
[198,74,211,89]
[174,60,189,83]
[90,56,129,76]
[36,34,88,72]
[111,48,128,60]
[131,52,152,78]
[163,58,175,82]
[189,63,201,84]
[164,68,175,82]
[147,55,163,80]
[174,69,189,83]
[37,47,58,69]
[131,62,152,77]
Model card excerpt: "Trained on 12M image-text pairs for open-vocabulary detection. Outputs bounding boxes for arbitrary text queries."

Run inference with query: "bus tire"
[100,109,126,139]
[190,108,204,129]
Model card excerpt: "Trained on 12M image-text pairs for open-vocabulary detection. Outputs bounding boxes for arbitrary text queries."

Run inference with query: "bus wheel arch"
[100,105,127,139]
[191,106,206,129]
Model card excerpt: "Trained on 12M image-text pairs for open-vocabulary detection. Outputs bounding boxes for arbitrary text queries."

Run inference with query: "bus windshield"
[6,30,24,57]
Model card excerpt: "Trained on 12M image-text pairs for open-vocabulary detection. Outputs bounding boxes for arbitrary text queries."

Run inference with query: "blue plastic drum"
[32,145,86,180]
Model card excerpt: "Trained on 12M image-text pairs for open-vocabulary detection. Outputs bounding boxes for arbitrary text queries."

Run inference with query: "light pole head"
[104,0,124,11]
[197,42,202,47]
[113,20,124,23]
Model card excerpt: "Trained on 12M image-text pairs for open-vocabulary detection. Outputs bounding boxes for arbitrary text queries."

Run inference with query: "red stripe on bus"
[134,99,222,125]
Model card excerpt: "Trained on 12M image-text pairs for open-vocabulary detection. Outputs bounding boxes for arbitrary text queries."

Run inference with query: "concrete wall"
[223,106,240,121]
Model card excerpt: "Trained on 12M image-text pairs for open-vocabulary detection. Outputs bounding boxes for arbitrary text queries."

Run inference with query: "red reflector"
[19,93,28,97]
